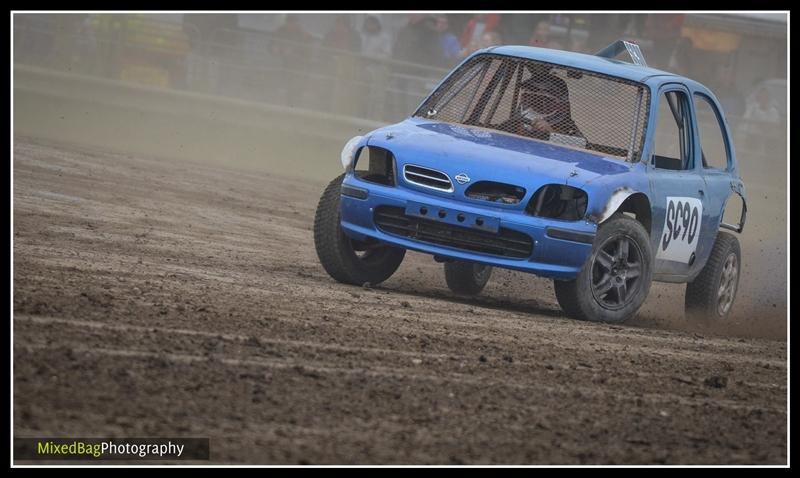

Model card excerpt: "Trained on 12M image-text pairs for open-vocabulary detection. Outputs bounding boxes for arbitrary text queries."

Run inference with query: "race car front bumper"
[338,175,597,280]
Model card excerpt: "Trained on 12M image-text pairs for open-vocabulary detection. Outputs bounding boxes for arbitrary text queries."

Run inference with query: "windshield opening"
[415,54,651,162]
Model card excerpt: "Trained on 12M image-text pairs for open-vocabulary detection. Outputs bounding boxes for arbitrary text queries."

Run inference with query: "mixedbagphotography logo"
[14,437,210,461]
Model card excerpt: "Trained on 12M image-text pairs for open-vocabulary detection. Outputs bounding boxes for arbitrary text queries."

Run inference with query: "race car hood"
[366,118,633,208]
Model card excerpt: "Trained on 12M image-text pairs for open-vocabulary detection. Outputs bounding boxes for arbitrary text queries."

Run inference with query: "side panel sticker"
[656,196,703,263]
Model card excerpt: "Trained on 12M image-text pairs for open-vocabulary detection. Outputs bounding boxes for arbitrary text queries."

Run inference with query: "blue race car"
[313,40,747,323]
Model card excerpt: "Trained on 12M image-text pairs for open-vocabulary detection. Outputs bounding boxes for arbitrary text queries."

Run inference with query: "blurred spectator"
[391,15,442,120]
[744,87,780,123]
[460,30,503,59]
[324,15,361,53]
[459,14,500,50]
[645,14,685,69]
[271,14,313,107]
[667,37,694,76]
[360,15,392,119]
[324,15,362,116]
[435,15,462,66]
[741,86,781,155]
[271,14,313,56]
[393,14,441,67]
[478,31,503,50]
[715,67,745,118]
[360,15,392,59]
[501,14,548,45]
[445,15,471,46]
[393,14,423,63]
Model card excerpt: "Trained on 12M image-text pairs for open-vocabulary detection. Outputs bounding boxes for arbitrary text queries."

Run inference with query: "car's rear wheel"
[313,174,405,285]
[444,261,493,295]
[685,232,741,321]
[553,213,653,323]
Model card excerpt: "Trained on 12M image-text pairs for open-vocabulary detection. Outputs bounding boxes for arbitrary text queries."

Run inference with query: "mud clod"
[704,375,729,389]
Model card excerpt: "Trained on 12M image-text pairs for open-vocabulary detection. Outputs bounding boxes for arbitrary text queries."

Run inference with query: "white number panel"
[656,197,703,263]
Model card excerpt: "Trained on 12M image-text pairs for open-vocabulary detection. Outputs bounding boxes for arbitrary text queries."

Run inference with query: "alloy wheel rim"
[473,264,491,283]
[717,253,738,316]
[590,234,643,311]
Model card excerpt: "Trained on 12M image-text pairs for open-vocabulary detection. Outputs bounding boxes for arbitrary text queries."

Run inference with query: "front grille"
[403,164,453,192]
[374,206,533,259]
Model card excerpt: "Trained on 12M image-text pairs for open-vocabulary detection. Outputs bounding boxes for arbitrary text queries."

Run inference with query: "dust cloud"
[13,13,787,339]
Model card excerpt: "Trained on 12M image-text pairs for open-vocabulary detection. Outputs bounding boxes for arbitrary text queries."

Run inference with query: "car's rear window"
[415,53,651,162]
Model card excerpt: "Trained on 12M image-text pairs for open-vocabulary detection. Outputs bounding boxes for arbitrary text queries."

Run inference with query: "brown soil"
[13,137,787,464]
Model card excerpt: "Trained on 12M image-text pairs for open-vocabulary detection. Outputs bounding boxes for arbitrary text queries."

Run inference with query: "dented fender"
[580,163,651,225]
[585,187,638,224]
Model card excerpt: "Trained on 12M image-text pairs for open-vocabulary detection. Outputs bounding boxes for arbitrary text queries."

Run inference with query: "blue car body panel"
[338,46,745,283]
[340,179,595,279]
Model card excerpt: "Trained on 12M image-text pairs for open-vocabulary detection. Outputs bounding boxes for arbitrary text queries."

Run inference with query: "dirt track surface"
[13,138,787,464]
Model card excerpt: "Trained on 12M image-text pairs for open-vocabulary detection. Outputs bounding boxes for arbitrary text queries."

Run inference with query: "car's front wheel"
[685,232,741,321]
[313,174,405,285]
[444,261,493,295]
[553,213,653,323]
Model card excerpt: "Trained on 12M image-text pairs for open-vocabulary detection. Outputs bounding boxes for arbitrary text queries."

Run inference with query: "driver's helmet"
[518,71,571,128]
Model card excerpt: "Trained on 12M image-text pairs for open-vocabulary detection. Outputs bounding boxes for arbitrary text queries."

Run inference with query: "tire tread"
[685,231,740,320]
[444,262,492,295]
[313,174,404,285]
[313,174,357,284]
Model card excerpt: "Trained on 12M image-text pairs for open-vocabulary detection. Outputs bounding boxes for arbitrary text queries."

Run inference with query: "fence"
[13,14,786,167]
[13,15,450,124]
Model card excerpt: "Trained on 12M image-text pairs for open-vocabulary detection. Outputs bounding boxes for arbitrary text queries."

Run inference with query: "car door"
[647,84,708,281]
[691,90,738,273]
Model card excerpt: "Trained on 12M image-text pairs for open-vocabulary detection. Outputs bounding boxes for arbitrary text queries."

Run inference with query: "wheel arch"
[719,189,748,234]
[588,188,653,237]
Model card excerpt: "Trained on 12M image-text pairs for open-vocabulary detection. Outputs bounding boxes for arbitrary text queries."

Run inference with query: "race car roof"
[485,45,679,83]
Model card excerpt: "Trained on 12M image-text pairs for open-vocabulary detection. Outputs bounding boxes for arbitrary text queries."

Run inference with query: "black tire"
[313,174,405,285]
[685,232,741,321]
[444,261,493,295]
[553,213,653,323]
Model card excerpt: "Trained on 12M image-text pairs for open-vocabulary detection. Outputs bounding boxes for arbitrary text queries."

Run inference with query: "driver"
[511,65,584,141]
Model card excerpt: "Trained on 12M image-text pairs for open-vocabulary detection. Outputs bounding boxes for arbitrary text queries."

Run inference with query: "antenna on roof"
[595,39,648,67]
